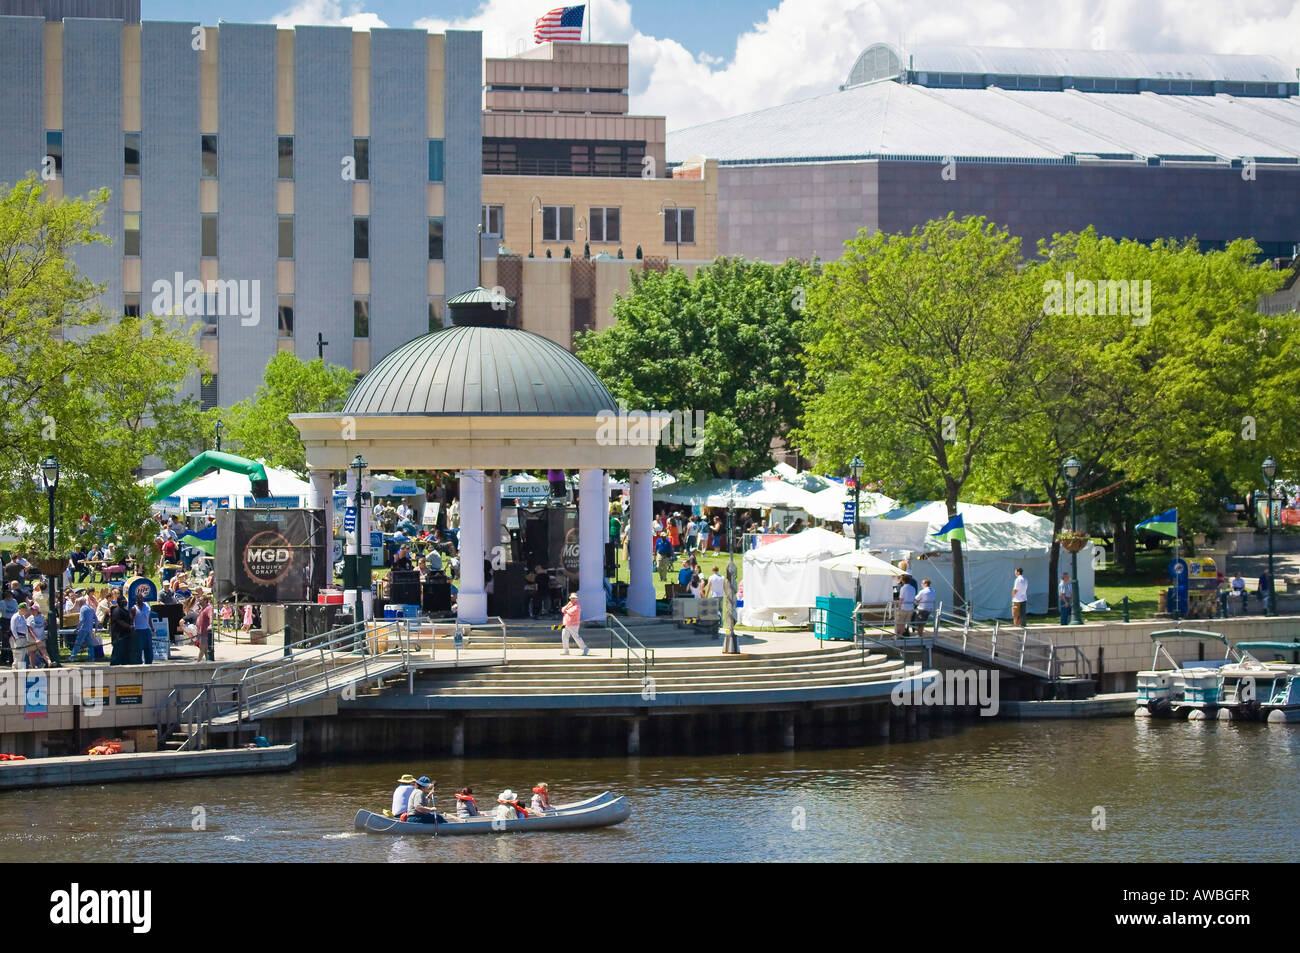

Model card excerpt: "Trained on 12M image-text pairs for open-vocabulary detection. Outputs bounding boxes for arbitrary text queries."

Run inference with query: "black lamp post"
[40,456,61,663]
[849,454,865,551]
[1262,455,1277,616]
[214,419,223,452]
[1062,456,1082,625]
[351,453,367,627]
[723,496,738,653]
[315,331,328,361]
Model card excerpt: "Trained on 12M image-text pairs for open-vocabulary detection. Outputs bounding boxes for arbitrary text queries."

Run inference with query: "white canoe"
[354,791,630,835]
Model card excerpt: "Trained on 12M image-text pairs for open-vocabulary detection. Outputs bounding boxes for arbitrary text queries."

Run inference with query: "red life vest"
[454,793,478,814]
[531,786,551,810]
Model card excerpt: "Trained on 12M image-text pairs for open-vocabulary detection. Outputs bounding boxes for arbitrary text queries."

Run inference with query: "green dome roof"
[343,325,616,416]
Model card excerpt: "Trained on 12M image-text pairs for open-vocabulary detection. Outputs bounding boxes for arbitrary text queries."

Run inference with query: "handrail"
[605,614,654,678]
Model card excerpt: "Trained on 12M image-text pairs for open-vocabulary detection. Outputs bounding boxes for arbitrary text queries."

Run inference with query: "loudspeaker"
[389,570,421,606]
[488,563,529,618]
[605,541,618,575]
[422,580,451,612]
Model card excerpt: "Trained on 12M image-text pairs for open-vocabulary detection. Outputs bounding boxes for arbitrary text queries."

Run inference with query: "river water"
[4,718,1297,862]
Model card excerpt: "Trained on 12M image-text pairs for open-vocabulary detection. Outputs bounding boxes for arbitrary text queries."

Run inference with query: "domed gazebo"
[291,289,660,623]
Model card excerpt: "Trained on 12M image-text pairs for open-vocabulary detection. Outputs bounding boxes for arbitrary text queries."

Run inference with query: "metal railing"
[438,616,508,665]
[605,614,654,678]
[157,619,414,750]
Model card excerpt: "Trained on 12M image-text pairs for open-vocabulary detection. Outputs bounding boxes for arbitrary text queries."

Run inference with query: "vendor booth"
[739,527,853,627]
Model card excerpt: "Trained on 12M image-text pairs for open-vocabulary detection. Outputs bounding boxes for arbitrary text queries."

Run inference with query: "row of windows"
[121,214,444,261]
[131,292,442,341]
[46,132,437,183]
[480,203,696,245]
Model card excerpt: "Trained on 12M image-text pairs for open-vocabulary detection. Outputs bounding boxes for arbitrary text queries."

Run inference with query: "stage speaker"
[422,580,452,612]
[605,541,618,575]
[490,563,529,618]
[389,570,421,606]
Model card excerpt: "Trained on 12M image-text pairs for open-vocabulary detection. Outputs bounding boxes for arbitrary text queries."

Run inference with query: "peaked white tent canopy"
[868,501,1094,620]
[740,527,853,626]
[819,549,905,604]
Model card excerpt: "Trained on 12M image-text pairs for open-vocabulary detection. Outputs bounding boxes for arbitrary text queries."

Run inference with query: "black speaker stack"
[388,570,422,607]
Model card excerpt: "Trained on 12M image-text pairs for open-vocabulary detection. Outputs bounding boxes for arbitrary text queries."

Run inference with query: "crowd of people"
[388,774,559,824]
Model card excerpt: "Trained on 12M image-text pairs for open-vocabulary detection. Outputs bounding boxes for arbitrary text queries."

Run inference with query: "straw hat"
[397,774,418,784]
[497,789,517,802]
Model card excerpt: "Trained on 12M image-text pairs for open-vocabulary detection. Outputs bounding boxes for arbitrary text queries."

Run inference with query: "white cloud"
[270,0,388,30]
[269,0,1300,131]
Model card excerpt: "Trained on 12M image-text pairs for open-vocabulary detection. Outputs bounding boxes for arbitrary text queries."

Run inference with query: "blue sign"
[370,531,384,567]
[242,495,302,508]
[24,673,47,719]
[842,501,856,524]
[343,507,357,532]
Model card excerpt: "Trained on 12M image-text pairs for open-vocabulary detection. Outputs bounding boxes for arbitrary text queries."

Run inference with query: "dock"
[0,743,297,790]
[996,693,1138,719]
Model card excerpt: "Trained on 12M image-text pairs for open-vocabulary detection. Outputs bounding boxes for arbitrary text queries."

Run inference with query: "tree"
[218,351,355,473]
[797,216,1047,609]
[576,257,812,480]
[0,174,209,559]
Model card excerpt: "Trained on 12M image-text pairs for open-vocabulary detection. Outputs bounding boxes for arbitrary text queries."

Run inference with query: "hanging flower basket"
[32,556,66,576]
[1057,531,1089,554]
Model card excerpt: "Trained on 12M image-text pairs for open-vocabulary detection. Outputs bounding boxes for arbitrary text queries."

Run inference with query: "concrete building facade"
[0,9,482,405]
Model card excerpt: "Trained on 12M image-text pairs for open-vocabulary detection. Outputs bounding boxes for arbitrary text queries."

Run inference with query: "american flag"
[534,4,585,43]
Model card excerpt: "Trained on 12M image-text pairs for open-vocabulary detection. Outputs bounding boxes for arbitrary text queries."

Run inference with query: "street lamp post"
[40,456,60,663]
[1062,456,1083,625]
[723,496,739,653]
[658,199,679,260]
[1263,455,1278,616]
[351,453,367,630]
[529,195,542,258]
[849,455,865,551]
[214,419,223,452]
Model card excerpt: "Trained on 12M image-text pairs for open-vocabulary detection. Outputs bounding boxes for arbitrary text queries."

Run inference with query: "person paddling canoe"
[390,774,418,817]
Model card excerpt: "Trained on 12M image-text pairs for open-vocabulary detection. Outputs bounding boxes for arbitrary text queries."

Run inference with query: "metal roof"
[667,80,1300,164]
[342,325,616,416]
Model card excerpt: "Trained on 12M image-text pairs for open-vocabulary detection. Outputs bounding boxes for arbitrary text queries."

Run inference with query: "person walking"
[1011,568,1028,627]
[0,587,17,667]
[195,593,214,661]
[560,593,588,656]
[69,595,100,662]
[1058,572,1073,626]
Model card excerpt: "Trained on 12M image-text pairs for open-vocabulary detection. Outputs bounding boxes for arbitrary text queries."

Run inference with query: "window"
[428,139,444,182]
[201,214,218,257]
[428,219,444,261]
[664,207,695,245]
[201,135,217,177]
[124,293,140,318]
[124,133,140,176]
[278,215,294,259]
[202,295,218,336]
[278,136,293,179]
[353,217,369,259]
[200,375,218,410]
[278,295,294,337]
[353,138,369,181]
[123,213,140,257]
[353,297,369,338]
[542,205,574,243]
[46,131,62,175]
[481,204,504,237]
[589,206,620,243]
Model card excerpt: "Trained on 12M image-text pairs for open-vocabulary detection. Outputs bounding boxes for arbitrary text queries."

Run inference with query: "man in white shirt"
[1011,568,1028,626]
[707,568,725,598]
[913,578,935,635]
[894,575,917,636]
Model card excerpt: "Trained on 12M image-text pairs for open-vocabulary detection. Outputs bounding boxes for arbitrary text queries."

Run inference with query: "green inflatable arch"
[150,452,271,503]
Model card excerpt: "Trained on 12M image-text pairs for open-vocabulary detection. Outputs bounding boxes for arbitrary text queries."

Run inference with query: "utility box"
[813,594,856,641]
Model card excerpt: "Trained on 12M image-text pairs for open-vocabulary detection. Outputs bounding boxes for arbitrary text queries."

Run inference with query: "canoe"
[354,791,630,835]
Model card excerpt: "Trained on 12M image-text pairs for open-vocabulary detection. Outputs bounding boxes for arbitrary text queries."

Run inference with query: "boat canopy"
[1236,641,1300,652]
[1149,629,1229,645]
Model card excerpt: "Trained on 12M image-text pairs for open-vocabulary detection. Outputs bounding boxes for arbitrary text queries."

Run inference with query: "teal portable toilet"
[813,594,856,641]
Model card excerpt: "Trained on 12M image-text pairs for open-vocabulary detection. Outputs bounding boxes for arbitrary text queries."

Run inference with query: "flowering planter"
[1058,537,1089,554]
[33,557,66,575]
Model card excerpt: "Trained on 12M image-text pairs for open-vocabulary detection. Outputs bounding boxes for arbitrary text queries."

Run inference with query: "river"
[4,718,1297,862]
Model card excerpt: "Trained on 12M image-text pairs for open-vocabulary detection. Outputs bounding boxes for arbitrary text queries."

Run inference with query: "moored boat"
[1135,628,1241,719]
[1213,641,1300,724]
[354,791,630,835]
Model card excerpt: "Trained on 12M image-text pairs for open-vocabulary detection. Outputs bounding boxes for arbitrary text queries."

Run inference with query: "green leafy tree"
[218,351,356,473]
[0,174,209,559]
[576,257,812,480]
[797,216,1047,609]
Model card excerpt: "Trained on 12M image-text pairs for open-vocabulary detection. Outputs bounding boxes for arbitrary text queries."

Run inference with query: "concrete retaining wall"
[0,744,297,789]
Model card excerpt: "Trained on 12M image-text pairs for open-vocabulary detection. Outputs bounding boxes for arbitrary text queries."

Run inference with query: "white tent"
[655,477,821,511]
[819,549,905,604]
[739,527,852,626]
[868,501,1095,621]
[156,464,314,510]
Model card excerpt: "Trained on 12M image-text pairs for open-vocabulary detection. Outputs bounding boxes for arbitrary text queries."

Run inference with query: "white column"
[578,467,607,622]
[308,470,336,595]
[628,469,654,616]
[457,469,487,623]
[342,469,373,621]
[483,471,502,564]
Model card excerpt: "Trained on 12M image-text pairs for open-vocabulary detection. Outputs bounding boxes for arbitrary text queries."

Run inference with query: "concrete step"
[424,674,908,696]
[416,658,900,687]
[413,655,884,681]
[488,646,867,666]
